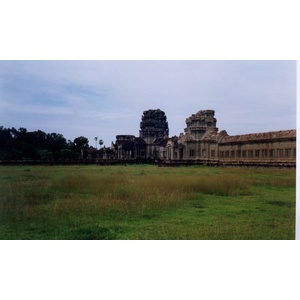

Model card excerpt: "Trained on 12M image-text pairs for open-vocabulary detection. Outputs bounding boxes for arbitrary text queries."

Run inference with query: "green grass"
[0,165,296,239]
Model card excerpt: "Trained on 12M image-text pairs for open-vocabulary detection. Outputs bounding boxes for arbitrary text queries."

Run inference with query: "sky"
[0,60,296,147]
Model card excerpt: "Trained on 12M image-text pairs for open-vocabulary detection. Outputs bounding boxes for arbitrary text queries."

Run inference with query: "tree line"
[0,126,90,160]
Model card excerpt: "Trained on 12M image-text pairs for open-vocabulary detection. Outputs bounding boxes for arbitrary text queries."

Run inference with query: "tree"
[73,136,89,159]
[42,132,67,159]
[99,139,104,148]
[0,125,88,161]
[73,136,89,149]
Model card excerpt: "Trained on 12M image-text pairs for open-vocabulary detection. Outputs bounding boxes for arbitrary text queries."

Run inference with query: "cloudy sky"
[0,60,296,147]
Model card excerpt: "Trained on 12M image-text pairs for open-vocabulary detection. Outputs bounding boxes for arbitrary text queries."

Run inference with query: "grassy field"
[0,164,296,239]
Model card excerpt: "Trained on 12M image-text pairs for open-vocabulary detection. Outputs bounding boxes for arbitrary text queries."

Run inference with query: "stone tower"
[139,109,169,144]
[184,110,218,140]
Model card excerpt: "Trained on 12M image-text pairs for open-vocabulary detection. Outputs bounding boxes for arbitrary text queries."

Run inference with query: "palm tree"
[94,137,98,149]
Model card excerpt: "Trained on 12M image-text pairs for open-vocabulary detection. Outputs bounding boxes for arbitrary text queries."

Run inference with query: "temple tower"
[139,109,169,144]
[184,109,218,140]
[139,109,169,158]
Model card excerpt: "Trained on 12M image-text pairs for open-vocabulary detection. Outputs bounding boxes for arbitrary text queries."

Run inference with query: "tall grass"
[0,165,296,239]
[50,170,252,218]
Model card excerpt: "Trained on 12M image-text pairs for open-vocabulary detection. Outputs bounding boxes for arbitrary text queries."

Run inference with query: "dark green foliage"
[0,126,88,160]
[58,148,77,159]
[73,136,89,150]
[37,149,54,160]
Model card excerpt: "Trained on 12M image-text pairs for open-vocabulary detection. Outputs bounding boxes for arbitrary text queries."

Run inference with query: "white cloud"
[0,60,296,145]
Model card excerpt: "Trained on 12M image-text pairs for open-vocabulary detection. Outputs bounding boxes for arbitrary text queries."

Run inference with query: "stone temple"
[110,109,296,167]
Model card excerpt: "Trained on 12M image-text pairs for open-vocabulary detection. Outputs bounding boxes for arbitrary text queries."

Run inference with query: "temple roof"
[201,130,228,142]
[219,129,296,144]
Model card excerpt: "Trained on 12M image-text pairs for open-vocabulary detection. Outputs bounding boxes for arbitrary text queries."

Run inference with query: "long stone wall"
[217,130,296,166]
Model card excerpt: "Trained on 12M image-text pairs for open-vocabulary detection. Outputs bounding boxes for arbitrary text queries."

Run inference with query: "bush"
[37,149,54,160]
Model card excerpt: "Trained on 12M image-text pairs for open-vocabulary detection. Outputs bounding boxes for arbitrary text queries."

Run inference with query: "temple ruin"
[108,109,296,167]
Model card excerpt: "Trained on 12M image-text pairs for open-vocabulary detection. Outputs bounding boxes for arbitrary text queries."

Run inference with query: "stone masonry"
[111,109,296,167]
